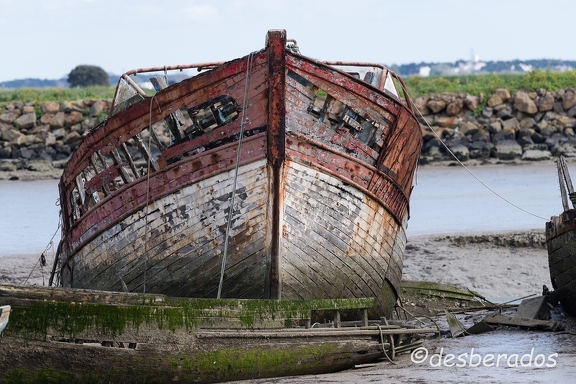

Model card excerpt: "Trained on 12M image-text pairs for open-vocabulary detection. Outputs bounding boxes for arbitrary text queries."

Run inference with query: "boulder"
[40,113,55,125]
[495,105,513,119]
[486,94,503,108]
[65,111,84,127]
[41,101,60,114]
[22,105,35,114]
[501,117,520,130]
[6,129,25,146]
[468,141,493,159]
[493,127,516,141]
[458,121,480,135]
[51,128,67,140]
[447,144,469,161]
[434,116,460,128]
[464,94,481,111]
[50,112,66,129]
[0,111,20,124]
[14,113,37,130]
[446,98,464,116]
[427,99,447,114]
[495,88,511,101]
[553,142,576,157]
[90,100,109,117]
[63,131,82,145]
[481,107,493,118]
[562,89,576,111]
[538,93,555,112]
[471,129,491,142]
[513,91,538,114]
[493,139,523,160]
[522,149,551,161]
[519,117,536,129]
[26,161,54,172]
[0,160,18,171]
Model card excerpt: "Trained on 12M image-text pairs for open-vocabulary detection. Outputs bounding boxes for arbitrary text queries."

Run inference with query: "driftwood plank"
[482,314,558,331]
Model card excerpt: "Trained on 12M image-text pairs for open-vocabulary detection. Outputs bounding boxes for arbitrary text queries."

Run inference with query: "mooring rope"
[23,212,61,285]
[217,52,254,299]
[410,97,548,221]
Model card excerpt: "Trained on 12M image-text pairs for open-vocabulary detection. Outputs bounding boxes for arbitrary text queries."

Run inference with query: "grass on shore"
[404,69,576,97]
[2,70,576,107]
[0,86,116,106]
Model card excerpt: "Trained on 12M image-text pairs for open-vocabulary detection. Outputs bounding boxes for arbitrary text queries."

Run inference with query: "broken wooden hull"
[546,156,576,315]
[0,285,437,383]
[546,211,576,314]
[51,30,422,317]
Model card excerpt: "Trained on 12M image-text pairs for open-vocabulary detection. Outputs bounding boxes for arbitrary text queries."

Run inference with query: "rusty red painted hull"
[51,30,422,316]
[546,156,576,314]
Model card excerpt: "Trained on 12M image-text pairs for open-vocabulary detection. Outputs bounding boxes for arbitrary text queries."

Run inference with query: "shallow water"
[0,162,563,257]
[0,179,60,256]
[407,162,560,237]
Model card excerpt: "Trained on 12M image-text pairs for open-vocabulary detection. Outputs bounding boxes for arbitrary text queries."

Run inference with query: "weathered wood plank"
[68,160,272,298]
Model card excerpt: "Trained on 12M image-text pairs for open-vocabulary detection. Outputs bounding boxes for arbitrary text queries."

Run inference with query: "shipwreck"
[48,29,422,317]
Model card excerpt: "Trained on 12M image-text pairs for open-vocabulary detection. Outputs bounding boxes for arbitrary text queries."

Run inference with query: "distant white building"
[419,66,431,77]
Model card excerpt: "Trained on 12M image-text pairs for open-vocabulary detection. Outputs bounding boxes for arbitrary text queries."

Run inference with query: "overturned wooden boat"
[545,156,576,314]
[0,285,436,383]
[50,30,422,317]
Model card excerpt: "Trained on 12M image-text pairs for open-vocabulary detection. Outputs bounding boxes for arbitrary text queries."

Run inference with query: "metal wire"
[411,97,548,221]
[217,52,254,299]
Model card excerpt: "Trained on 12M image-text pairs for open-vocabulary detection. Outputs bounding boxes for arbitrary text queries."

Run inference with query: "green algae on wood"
[173,344,343,382]
[2,286,374,340]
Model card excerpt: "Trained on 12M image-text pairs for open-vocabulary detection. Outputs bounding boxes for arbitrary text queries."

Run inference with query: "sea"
[0,162,563,258]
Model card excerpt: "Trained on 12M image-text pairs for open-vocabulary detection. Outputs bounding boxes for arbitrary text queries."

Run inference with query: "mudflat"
[3,229,576,384]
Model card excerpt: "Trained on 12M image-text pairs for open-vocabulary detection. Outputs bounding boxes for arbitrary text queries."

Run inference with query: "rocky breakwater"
[415,88,576,164]
[3,89,576,180]
[0,100,113,180]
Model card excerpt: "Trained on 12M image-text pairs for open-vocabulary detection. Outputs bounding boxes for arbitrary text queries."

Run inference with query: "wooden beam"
[266,29,287,300]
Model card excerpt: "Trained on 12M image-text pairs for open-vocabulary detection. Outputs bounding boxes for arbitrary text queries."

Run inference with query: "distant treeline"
[0,77,118,89]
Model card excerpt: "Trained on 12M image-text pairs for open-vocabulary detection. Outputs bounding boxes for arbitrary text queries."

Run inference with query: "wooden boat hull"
[546,210,576,314]
[52,30,422,317]
[0,285,437,383]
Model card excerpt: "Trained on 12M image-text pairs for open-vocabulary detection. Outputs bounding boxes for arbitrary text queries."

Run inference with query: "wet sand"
[3,229,576,383]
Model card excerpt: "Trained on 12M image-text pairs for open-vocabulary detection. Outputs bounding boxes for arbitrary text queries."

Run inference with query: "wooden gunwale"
[285,53,420,195]
[61,52,268,191]
[286,54,402,120]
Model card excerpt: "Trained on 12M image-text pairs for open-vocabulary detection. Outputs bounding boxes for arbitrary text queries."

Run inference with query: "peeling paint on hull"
[52,30,422,317]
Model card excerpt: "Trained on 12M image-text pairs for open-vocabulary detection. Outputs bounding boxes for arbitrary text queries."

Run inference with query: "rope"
[411,98,548,221]
[22,213,61,285]
[142,95,161,293]
[217,52,254,299]
[376,324,396,364]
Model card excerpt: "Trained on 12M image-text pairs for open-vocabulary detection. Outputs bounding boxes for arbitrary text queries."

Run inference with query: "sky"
[1,0,575,83]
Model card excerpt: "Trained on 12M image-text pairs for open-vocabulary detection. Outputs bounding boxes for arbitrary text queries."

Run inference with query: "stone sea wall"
[2,88,576,179]
[415,88,576,163]
[0,99,112,177]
